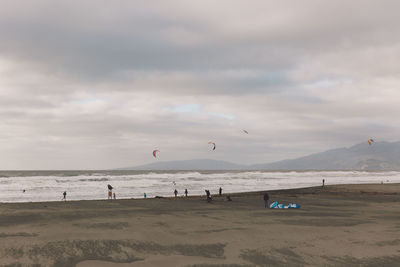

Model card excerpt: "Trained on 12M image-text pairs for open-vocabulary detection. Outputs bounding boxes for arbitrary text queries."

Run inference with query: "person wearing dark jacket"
[263,193,269,208]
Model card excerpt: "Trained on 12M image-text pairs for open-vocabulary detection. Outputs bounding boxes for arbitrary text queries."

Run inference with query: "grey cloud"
[1,0,400,169]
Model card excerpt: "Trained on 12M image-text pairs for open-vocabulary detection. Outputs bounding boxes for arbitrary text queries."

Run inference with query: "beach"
[1,184,400,266]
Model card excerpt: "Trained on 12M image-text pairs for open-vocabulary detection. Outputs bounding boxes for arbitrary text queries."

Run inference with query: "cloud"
[0,0,400,169]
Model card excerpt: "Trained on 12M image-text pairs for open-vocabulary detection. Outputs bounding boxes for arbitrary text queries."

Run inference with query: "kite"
[243,130,249,134]
[208,142,216,150]
[368,139,374,145]
[153,149,160,158]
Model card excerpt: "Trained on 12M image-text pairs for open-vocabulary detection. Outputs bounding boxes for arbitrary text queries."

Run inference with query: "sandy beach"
[1,184,400,266]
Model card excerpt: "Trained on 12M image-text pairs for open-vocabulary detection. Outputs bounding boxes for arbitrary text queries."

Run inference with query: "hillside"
[120,141,400,171]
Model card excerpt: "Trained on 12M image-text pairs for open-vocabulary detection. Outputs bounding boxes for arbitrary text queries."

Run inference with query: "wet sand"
[1,184,400,266]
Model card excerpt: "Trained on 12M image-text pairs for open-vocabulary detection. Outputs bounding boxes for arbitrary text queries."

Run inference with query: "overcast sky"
[1,0,400,169]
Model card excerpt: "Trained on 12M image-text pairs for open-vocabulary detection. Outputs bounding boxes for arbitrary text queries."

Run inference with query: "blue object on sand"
[288,203,300,209]
[270,201,278,208]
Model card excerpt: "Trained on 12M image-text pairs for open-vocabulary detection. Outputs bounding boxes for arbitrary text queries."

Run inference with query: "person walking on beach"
[205,190,212,202]
[185,189,188,197]
[174,189,178,197]
[63,191,67,201]
[219,187,222,196]
[263,193,269,208]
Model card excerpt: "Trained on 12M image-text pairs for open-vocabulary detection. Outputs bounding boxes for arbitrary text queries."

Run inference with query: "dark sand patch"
[73,222,129,229]
[376,239,400,246]
[240,248,305,267]
[0,214,44,227]
[323,255,400,267]
[0,232,38,238]
[194,227,246,233]
[2,240,225,267]
[279,218,368,227]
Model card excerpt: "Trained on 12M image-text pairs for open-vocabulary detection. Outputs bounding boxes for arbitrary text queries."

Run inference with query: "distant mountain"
[251,141,400,171]
[121,159,245,171]
[120,141,400,171]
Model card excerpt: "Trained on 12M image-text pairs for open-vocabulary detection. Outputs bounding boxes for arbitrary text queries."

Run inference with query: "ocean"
[0,170,399,203]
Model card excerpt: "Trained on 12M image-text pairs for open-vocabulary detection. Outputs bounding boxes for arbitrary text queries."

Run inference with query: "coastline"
[1,183,400,266]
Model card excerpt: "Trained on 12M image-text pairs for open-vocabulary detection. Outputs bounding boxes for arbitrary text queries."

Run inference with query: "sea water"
[0,170,399,203]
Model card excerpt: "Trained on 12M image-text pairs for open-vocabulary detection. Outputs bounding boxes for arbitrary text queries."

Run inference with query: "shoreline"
[1,182,399,204]
[1,183,400,266]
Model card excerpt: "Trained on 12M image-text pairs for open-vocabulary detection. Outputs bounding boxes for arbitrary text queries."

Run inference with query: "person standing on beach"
[322,179,325,188]
[205,190,212,202]
[63,191,67,201]
[185,189,188,197]
[219,187,222,196]
[263,193,269,208]
[107,184,113,199]
[113,192,116,199]
[174,189,178,197]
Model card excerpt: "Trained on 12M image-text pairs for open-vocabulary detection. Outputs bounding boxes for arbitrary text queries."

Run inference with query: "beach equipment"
[270,201,300,209]
[270,201,278,208]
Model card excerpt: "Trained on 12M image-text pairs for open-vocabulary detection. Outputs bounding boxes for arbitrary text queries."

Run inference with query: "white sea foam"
[0,170,399,203]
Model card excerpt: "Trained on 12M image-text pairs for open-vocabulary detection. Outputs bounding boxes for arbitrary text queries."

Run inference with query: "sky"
[1,0,400,170]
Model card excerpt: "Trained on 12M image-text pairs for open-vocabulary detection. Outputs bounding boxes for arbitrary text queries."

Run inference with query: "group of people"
[61,185,268,204]
[108,184,116,199]
[173,187,224,200]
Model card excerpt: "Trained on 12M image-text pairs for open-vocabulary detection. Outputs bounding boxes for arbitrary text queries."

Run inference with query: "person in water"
[185,189,188,197]
[63,191,67,201]
[144,193,147,198]
[174,189,178,197]
[263,193,269,208]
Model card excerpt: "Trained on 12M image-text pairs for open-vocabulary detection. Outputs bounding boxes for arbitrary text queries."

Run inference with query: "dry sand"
[0,184,400,266]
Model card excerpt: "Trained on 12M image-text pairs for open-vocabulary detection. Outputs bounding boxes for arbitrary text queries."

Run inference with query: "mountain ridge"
[120,141,400,171]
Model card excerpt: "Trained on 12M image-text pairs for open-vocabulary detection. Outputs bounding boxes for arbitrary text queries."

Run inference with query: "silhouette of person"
[263,193,269,208]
